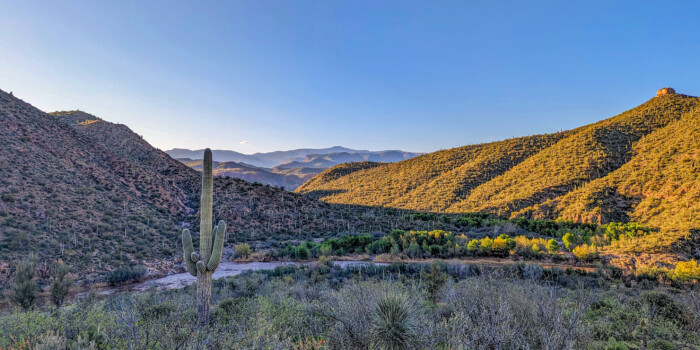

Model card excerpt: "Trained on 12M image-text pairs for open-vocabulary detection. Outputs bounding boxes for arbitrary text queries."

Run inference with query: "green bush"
[50,262,74,308]
[11,253,39,310]
[572,244,599,262]
[236,243,253,258]
[546,239,560,253]
[107,265,147,286]
[295,244,310,260]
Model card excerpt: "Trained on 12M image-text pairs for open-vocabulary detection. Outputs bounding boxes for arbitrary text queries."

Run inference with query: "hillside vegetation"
[297,93,700,255]
[4,260,700,349]
[0,91,446,281]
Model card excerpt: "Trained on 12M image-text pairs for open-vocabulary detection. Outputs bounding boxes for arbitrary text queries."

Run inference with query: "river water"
[103,260,383,295]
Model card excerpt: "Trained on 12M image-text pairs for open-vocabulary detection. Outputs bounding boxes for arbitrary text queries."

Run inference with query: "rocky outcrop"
[657,87,676,96]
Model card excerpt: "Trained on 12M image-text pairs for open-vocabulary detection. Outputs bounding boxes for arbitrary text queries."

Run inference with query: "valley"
[2,89,699,349]
[3,2,699,348]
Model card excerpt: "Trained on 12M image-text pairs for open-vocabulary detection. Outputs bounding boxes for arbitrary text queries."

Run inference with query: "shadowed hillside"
[0,91,454,281]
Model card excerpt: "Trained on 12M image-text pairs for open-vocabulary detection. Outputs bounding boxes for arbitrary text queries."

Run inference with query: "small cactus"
[182,148,226,323]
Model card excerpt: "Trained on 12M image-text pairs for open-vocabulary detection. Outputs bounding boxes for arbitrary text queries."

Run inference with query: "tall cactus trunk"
[182,148,226,324]
[197,148,214,323]
[196,271,212,323]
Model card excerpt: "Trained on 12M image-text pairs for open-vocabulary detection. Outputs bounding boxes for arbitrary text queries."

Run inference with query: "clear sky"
[1,1,698,153]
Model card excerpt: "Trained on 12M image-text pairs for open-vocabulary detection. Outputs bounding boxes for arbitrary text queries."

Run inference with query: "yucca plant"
[369,292,419,350]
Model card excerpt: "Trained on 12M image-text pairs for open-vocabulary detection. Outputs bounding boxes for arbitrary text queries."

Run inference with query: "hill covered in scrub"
[297,91,700,250]
[0,90,443,282]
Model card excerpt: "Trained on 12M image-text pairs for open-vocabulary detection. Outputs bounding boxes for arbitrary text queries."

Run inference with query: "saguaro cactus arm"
[207,220,226,271]
[182,229,197,276]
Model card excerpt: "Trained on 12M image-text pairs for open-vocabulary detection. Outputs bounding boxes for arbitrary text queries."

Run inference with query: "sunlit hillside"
[298,93,699,233]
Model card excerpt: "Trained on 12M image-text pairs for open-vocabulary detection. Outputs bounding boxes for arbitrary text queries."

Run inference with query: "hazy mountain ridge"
[167,146,420,189]
[167,146,419,168]
[178,158,322,189]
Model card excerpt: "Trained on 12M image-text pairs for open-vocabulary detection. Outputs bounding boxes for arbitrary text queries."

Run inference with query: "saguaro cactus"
[182,148,226,323]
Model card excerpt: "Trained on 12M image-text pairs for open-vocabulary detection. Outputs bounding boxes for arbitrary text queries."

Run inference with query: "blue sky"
[1,1,698,153]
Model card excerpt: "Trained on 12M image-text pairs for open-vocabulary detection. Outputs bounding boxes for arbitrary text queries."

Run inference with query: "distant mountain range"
[166,147,421,189]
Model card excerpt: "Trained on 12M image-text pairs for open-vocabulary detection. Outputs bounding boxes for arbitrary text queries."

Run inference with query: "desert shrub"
[562,232,576,251]
[602,222,653,241]
[546,239,560,253]
[672,259,700,282]
[295,244,311,260]
[34,331,69,350]
[107,265,147,286]
[236,243,253,258]
[319,245,332,257]
[648,339,675,350]
[1,260,699,349]
[50,262,74,308]
[604,338,629,350]
[454,216,482,228]
[572,244,599,262]
[366,238,392,255]
[518,263,544,280]
[11,253,39,310]
[406,242,421,258]
[492,234,516,257]
[639,291,693,328]
[422,261,449,302]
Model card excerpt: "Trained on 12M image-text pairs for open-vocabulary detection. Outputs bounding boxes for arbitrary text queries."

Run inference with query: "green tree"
[406,242,421,258]
[604,338,629,350]
[546,239,560,254]
[389,243,401,256]
[319,245,332,257]
[422,261,448,302]
[672,259,700,281]
[467,239,480,254]
[479,236,494,254]
[572,244,598,261]
[562,232,575,251]
[235,243,252,258]
[50,262,74,308]
[295,244,310,260]
[11,253,39,310]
